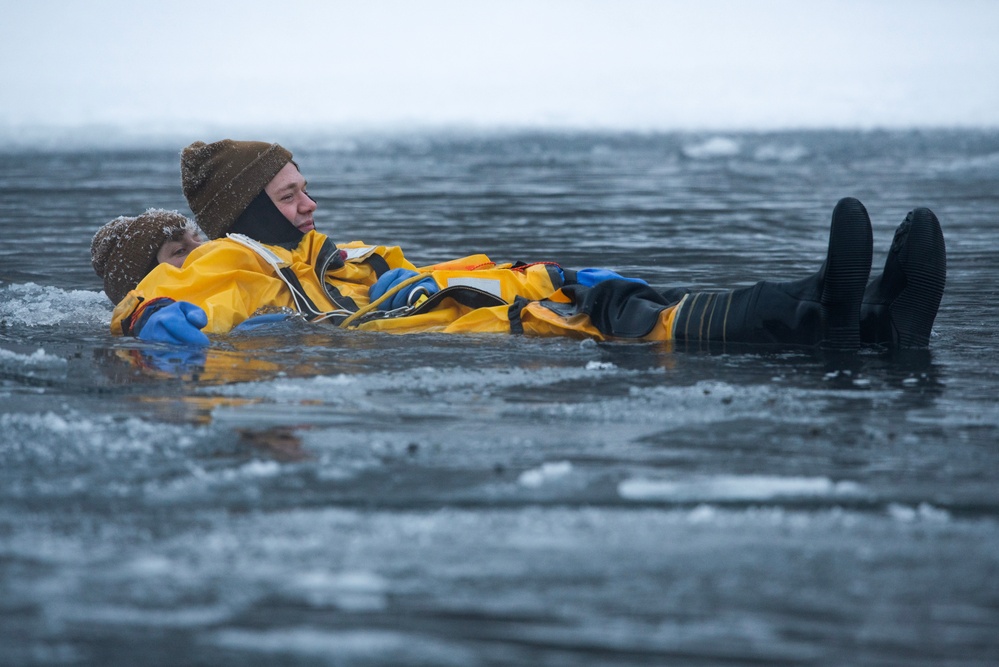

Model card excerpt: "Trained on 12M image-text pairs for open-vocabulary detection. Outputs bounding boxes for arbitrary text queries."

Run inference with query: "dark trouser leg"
[672,197,873,349]
[860,208,946,348]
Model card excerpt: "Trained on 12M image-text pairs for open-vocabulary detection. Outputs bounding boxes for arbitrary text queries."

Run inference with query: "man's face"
[264,162,317,233]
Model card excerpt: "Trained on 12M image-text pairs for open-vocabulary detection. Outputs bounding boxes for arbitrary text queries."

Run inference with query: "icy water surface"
[2,130,998,665]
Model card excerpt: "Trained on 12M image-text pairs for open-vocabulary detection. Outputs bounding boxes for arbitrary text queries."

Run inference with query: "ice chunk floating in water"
[618,475,863,502]
[682,136,740,159]
[0,283,111,327]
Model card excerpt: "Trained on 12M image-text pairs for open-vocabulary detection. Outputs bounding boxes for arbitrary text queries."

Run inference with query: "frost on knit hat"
[181,139,293,239]
[91,209,194,304]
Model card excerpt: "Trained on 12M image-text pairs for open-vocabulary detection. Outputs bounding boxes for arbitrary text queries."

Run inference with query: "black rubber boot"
[673,197,873,349]
[860,208,946,348]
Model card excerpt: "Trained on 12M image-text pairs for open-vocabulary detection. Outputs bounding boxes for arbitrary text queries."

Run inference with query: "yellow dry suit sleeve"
[112,240,306,335]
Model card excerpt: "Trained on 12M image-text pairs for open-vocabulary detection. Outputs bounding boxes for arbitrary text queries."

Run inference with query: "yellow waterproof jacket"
[111,231,678,341]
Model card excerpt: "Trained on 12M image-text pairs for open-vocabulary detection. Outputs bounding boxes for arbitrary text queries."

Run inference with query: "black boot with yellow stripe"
[672,197,874,350]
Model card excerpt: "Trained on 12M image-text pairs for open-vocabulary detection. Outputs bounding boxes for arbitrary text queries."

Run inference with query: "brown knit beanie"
[181,139,293,239]
[91,209,195,304]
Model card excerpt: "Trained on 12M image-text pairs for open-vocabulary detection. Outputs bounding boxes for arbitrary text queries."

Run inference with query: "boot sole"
[821,197,873,349]
[889,208,947,347]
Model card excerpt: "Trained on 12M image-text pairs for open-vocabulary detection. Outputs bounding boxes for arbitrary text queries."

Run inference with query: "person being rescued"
[91,209,204,305]
[97,139,948,351]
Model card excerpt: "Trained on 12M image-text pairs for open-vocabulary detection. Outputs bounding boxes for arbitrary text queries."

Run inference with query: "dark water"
[1,130,998,666]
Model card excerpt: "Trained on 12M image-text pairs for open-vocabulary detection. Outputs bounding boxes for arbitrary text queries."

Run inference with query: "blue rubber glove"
[370,268,439,310]
[137,301,210,346]
[575,268,648,287]
[233,313,292,332]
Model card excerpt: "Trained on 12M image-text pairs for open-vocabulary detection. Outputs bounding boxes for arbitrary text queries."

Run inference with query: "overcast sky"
[2,0,997,134]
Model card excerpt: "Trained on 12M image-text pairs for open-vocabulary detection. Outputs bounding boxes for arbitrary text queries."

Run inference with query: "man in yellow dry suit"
[110,139,946,350]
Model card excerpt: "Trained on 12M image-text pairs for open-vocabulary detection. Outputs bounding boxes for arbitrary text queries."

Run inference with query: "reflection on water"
[2,130,998,665]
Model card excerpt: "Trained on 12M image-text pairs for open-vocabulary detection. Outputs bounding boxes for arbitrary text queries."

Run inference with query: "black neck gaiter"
[228,191,306,248]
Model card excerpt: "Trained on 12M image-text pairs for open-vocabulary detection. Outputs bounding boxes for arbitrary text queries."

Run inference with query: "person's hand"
[575,268,648,287]
[370,268,439,310]
[136,301,210,346]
